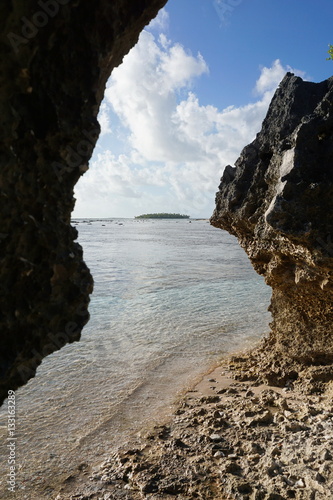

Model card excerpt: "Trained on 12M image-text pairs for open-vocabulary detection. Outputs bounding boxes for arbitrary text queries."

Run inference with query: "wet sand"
[41,354,333,500]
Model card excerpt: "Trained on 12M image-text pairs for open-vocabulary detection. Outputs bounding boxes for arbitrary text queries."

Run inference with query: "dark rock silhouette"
[211,73,333,386]
[0,0,167,404]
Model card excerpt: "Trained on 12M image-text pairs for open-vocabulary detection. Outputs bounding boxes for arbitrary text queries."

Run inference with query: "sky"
[73,0,333,219]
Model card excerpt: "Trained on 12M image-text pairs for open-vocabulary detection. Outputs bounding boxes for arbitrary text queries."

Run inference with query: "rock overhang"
[0,0,168,405]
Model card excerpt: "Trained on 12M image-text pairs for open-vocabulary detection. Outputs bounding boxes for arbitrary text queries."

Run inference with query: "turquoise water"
[0,219,271,497]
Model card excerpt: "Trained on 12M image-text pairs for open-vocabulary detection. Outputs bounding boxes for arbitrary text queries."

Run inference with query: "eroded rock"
[211,73,333,386]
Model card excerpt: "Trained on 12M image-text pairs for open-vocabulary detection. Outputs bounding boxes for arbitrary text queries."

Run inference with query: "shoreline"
[49,347,333,500]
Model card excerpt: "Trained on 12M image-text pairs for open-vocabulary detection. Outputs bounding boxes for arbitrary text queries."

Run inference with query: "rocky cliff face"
[0,0,167,404]
[211,74,333,388]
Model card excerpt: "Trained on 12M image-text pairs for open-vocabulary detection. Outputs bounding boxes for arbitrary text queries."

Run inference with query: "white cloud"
[74,29,304,218]
[98,102,113,136]
[147,8,169,32]
[255,59,307,95]
[104,31,209,163]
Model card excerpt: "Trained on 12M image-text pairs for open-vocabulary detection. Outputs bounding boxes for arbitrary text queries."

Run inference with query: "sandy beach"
[47,349,333,500]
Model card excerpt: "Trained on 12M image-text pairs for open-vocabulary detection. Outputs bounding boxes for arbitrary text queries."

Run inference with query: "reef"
[0,0,167,404]
[211,73,333,388]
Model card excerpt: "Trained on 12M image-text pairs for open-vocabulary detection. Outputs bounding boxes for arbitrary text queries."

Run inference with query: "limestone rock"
[211,73,333,385]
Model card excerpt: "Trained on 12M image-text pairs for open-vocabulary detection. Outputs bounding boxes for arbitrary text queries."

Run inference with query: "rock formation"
[43,365,333,499]
[0,0,167,404]
[211,73,333,387]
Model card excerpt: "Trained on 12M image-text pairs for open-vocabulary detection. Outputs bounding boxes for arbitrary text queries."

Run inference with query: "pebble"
[294,478,305,488]
[209,433,223,442]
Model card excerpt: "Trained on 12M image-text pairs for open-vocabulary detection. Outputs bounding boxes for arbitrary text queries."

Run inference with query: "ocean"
[0,218,271,498]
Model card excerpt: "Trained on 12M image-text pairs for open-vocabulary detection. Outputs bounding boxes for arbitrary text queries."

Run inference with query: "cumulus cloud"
[147,8,169,32]
[74,29,304,218]
[98,102,113,136]
[104,31,209,163]
[255,59,307,95]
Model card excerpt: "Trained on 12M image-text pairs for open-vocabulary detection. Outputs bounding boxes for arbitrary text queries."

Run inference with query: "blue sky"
[73,0,333,218]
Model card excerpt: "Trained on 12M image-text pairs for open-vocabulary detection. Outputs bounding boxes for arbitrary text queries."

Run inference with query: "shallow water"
[0,219,271,498]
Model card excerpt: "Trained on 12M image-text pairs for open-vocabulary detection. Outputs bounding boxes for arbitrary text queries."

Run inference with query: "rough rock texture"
[0,0,167,404]
[41,364,333,500]
[211,73,333,387]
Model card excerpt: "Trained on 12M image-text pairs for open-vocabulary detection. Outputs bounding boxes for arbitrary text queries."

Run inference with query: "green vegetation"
[135,213,190,219]
[327,44,333,60]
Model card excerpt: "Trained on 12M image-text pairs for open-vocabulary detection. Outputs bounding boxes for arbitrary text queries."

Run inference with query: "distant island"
[135,213,190,219]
